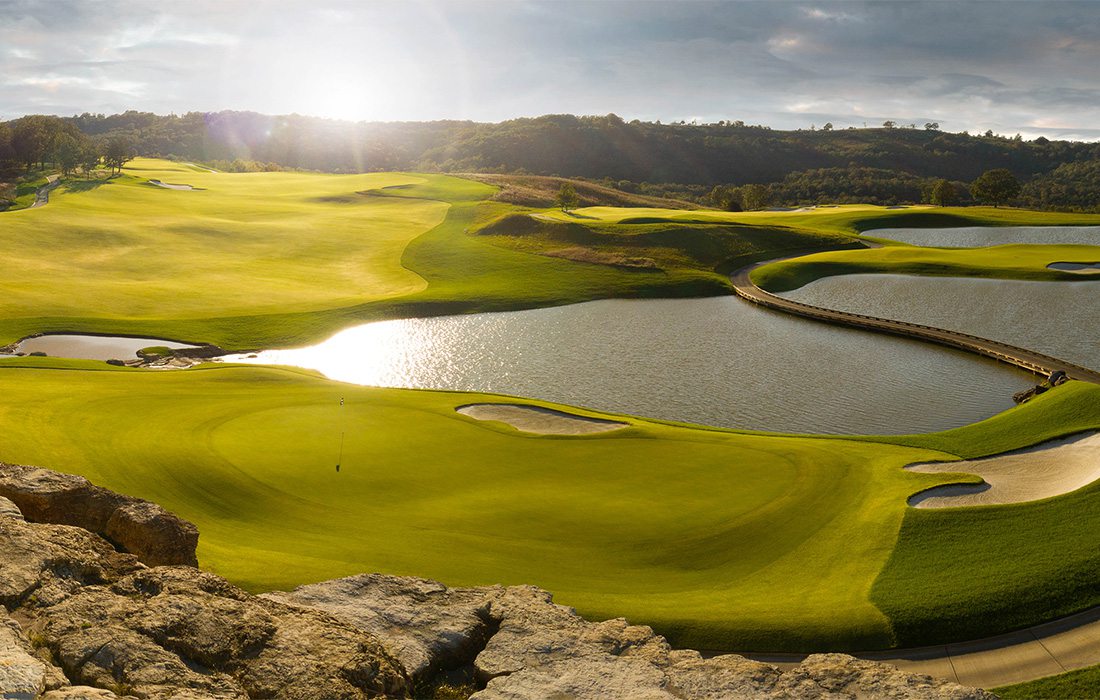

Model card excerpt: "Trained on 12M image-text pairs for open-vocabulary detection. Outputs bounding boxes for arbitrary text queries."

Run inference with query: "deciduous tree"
[930,179,958,206]
[741,183,771,211]
[556,182,579,212]
[970,168,1021,207]
[104,135,136,174]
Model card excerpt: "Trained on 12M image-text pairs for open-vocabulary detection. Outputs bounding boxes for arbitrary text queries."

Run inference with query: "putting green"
[0,357,962,650]
[3,359,1100,651]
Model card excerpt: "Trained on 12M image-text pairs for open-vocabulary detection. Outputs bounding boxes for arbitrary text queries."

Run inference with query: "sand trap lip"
[1049,261,1100,274]
[906,431,1100,508]
[149,179,197,191]
[456,403,628,435]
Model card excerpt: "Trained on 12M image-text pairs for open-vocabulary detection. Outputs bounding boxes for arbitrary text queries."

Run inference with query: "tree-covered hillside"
[4,110,1100,210]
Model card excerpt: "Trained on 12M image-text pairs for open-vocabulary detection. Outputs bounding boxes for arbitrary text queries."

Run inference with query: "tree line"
[4,109,1100,210]
[0,115,136,178]
[704,167,1024,210]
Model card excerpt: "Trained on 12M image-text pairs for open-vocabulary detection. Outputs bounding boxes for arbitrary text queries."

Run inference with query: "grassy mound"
[457,173,698,209]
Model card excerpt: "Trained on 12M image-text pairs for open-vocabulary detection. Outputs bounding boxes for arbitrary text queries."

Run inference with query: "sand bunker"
[907,431,1100,508]
[1049,262,1100,274]
[149,179,195,191]
[456,403,628,435]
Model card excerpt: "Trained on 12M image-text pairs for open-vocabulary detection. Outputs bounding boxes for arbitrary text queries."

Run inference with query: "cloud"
[0,0,1096,140]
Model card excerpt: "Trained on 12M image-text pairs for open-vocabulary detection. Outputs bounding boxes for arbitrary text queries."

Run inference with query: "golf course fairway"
[7,161,1100,653]
[3,159,847,349]
[2,358,1100,652]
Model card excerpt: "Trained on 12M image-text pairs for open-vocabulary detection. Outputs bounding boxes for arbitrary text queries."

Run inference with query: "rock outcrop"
[0,464,997,699]
[272,575,994,700]
[0,463,198,567]
[1,502,406,699]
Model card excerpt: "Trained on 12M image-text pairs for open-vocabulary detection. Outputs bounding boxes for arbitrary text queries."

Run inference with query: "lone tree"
[930,179,959,207]
[556,182,580,212]
[741,183,771,211]
[970,168,1020,207]
[104,135,136,175]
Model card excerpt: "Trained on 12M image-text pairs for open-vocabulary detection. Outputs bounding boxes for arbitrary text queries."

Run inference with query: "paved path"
[731,258,1100,384]
[29,174,60,209]
[728,254,1100,687]
[740,605,1100,689]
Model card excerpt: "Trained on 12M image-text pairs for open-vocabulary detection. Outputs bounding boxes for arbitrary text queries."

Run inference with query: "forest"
[3,110,1100,210]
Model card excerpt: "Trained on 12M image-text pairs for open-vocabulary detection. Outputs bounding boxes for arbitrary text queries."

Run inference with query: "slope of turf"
[538,204,1100,234]
[3,359,1100,650]
[867,382,1100,646]
[0,159,448,346]
[0,356,986,652]
[995,663,1100,699]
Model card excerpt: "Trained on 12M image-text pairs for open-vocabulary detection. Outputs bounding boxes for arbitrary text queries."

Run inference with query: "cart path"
[29,174,60,209]
[731,257,1100,384]
[736,604,1100,689]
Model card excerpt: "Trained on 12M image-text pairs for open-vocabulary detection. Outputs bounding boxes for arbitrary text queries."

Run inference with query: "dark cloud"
[0,0,1097,139]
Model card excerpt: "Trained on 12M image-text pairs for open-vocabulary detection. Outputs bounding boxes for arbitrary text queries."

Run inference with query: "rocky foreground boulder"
[0,463,996,699]
[0,463,198,567]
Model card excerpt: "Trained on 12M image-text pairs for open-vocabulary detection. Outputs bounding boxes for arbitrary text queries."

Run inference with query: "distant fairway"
[0,159,453,346]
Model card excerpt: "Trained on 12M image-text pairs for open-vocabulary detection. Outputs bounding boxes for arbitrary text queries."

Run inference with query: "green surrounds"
[752,243,1100,292]
[3,358,1100,651]
[0,356,979,652]
[864,382,1100,646]
[746,208,1100,292]
[995,663,1100,699]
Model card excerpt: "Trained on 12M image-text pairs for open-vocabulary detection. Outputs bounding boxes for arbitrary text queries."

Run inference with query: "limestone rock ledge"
[0,463,995,699]
[0,463,198,567]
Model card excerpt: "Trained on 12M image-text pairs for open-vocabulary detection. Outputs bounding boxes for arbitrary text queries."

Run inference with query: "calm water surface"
[784,275,1100,372]
[223,297,1032,435]
[869,226,1100,248]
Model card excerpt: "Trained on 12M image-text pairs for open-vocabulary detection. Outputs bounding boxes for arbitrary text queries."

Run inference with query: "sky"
[3,0,1100,139]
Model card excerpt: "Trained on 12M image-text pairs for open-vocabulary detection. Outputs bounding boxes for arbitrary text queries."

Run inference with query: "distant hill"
[4,110,1100,209]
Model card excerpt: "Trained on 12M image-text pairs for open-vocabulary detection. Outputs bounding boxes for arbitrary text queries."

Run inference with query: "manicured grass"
[8,163,1100,653]
[3,359,1100,651]
[0,159,450,345]
[538,204,1100,237]
[995,663,1100,699]
[751,243,1100,292]
[0,356,987,652]
[0,159,856,349]
[867,382,1100,646]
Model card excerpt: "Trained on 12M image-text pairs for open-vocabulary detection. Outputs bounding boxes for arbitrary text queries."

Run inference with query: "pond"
[783,275,1100,372]
[218,296,1032,435]
[867,225,1100,248]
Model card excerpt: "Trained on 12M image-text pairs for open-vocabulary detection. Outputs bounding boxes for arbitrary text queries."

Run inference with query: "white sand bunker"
[1049,262,1100,274]
[456,403,628,435]
[907,432,1100,508]
[149,179,196,191]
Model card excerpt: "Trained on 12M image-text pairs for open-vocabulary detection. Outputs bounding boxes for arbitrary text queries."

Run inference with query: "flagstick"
[336,395,345,472]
